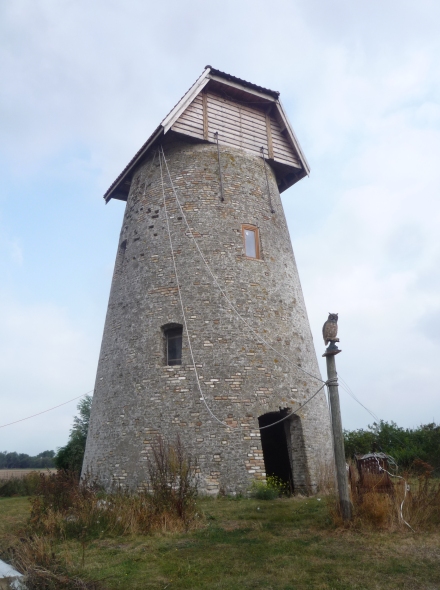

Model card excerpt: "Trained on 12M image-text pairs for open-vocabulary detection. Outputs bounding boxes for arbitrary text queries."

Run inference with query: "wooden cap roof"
[104,66,310,202]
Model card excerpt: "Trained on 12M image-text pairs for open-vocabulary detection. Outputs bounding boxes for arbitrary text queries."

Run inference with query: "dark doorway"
[258,410,293,491]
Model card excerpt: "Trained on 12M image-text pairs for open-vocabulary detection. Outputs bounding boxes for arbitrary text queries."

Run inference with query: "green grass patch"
[0,496,31,536]
[1,495,440,589]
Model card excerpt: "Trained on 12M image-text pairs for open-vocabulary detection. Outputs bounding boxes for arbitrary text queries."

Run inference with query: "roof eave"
[207,66,280,99]
[103,67,310,202]
[207,73,278,102]
[104,126,163,203]
[275,99,310,176]
[162,68,211,133]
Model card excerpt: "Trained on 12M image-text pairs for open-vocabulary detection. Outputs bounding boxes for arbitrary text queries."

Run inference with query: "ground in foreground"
[0,495,439,589]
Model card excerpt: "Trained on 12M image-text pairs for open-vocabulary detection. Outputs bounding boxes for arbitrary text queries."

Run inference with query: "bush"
[54,396,92,474]
[344,421,440,472]
[28,437,199,540]
[250,476,288,500]
[331,461,440,531]
[0,472,41,497]
[147,435,198,527]
[3,533,103,589]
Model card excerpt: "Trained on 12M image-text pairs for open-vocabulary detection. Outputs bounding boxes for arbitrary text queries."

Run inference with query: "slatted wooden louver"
[171,92,302,169]
[104,67,309,202]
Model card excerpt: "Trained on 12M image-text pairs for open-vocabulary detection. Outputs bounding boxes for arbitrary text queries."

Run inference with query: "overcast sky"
[1,0,440,454]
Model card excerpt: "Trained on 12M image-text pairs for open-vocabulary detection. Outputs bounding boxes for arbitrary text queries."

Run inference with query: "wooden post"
[324,343,352,521]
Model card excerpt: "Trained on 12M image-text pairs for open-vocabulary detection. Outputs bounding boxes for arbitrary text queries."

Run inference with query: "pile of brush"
[333,457,440,530]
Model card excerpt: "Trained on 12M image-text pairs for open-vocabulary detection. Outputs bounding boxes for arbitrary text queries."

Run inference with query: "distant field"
[0,468,56,480]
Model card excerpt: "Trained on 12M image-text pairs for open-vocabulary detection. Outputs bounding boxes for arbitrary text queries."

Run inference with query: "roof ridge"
[207,66,280,98]
[104,67,305,202]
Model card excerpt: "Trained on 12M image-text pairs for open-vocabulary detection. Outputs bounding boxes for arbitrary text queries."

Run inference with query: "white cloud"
[1,0,440,449]
[289,38,440,428]
[0,298,98,453]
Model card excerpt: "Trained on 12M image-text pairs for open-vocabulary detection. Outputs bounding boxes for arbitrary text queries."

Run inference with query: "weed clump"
[250,476,288,500]
[27,436,198,540]
[3,534,102,589]
[147,434,198,525]
[0,472,41,497]
[331,460,440,531]
[3,437,199,588]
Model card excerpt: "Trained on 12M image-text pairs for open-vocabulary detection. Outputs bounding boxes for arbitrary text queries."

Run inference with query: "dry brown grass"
[331,462,440,531]
[315,460,336,495]
[28,438,199,540]
[1,437,200,588]
[5,534,103,589]
[0,468,56,480]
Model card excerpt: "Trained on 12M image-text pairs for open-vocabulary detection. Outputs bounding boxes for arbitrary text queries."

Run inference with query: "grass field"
[1,495,439,589]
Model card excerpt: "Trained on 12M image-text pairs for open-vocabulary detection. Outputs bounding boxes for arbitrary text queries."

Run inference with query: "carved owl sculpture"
[322,313,339,345]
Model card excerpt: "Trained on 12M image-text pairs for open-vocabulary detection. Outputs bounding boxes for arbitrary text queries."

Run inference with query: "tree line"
[3,398,438,476]
[1,396,92,473]
[344,421,440,471]
[0,450,55,469]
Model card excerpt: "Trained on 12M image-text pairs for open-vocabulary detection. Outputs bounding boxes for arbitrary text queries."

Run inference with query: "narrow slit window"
[242,225,260,259]
[165,326,183,366]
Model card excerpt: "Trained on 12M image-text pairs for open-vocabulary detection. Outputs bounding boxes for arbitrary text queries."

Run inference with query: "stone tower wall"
[82,138,333,494]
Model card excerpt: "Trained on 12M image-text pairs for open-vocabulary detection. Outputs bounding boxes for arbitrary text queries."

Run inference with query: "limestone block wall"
[82,138,333,494]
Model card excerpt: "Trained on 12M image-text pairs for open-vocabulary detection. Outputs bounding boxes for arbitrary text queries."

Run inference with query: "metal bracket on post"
[214,132,224,203]
[260,146,275,214]
[322,340,341,357]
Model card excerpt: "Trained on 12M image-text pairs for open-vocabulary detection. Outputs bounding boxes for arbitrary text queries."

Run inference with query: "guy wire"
[160,145,325,386]
[158,147,329,430]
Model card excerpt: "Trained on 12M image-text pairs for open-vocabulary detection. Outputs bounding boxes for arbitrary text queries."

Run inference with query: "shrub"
[147,435,198,527]
[344,421,440,472]
[3,534,102,589]
[28,437,199,540]
[54,396,92,474]
[0,472,41,497]
[405,464,440,529]
[250,476,288,500]
[331,460,440,531]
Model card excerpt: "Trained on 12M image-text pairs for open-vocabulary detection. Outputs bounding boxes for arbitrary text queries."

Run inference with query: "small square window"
[242,225,260,259]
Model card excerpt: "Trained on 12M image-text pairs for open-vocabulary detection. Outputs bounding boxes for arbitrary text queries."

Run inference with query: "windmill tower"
[82,67,333,495]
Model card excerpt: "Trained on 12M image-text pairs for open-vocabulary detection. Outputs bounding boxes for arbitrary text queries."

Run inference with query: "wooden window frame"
[162,324,183,366]
[242,224,260,259]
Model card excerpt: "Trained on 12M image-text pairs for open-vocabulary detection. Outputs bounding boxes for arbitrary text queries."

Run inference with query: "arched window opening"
[242,225,260,259]
[162,324,183,366]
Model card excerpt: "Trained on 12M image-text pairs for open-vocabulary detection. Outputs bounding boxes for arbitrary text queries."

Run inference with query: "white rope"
[159,145,325,386]
[158,149,330,431]
[159,151,229,428]
[257,381,327,430]
[373,454,414,532]
[338,376,381,424]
